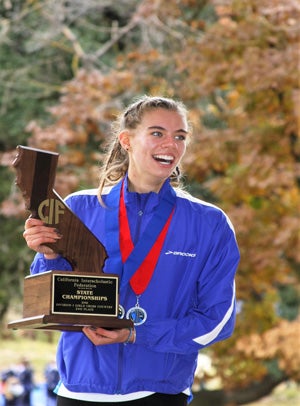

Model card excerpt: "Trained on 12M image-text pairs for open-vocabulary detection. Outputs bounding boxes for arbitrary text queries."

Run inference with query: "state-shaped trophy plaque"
[8,146,132,332]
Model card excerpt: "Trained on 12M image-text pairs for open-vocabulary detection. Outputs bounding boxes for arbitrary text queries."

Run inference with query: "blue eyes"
[175,135,186,141]
[151,131,186,141]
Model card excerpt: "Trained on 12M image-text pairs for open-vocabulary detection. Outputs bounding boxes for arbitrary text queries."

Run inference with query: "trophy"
[8,146,132,331]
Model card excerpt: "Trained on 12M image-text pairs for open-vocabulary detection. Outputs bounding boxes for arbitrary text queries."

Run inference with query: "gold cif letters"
[38,199,65,225]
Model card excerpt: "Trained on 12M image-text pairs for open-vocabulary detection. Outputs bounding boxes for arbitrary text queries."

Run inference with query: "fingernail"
[54,229,63,237]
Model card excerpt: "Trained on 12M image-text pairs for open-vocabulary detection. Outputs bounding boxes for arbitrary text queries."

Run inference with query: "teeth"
[154,155,174,164]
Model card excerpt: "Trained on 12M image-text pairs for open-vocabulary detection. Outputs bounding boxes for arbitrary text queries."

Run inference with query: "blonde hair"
[97,95,190,202]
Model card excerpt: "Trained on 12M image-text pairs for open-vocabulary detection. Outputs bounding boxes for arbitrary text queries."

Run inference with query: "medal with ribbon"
[105,177,175,326]
[119,180,175,325]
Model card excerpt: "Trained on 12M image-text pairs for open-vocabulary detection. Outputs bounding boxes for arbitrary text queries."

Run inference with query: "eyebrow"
[147,126,188,134]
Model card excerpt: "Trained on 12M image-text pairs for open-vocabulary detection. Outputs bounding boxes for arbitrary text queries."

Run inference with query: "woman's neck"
[127,177,164,194]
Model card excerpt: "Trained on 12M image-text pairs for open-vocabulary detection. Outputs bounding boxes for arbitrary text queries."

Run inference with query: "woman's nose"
[162,134,177,148]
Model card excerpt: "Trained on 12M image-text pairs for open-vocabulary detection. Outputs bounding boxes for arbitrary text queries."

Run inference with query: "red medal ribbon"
[119,183,174,295]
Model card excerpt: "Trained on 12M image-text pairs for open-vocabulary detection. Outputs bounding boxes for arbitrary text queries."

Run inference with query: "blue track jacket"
[30,177,240,396]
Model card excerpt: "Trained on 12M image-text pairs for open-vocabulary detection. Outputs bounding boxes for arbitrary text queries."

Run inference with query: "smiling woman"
[118,108,188,193]
[22,96,240,406]
[98,96,191,196]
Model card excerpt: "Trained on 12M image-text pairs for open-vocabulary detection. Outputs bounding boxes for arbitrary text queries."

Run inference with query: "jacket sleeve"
[30,253,73,275]
[135,218,240,355]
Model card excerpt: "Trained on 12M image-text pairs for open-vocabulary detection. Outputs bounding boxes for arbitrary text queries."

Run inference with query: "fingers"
[82,327,130,346]
[23,217,62,255]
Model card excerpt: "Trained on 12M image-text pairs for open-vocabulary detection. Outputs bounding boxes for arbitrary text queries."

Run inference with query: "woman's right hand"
[23,217,62,259]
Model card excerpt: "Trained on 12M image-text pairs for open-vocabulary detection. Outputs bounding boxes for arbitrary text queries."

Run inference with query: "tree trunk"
[190,374,288,405]
[225,374,287,405]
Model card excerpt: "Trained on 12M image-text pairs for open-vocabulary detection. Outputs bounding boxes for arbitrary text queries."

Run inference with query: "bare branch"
[84,19,139,63]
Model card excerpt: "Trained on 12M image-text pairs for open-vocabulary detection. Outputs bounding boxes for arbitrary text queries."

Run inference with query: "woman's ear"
[118,130,131,151]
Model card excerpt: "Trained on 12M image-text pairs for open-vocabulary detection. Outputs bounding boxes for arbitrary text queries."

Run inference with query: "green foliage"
[0,215,33,326]
[277,285,300,321]
[0,1,140,152]
[264,359,286,381]
[0,167,13,201]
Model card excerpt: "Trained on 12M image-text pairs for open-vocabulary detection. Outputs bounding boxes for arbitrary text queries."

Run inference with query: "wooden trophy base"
[8,314,132,332]
[8,271,133,332]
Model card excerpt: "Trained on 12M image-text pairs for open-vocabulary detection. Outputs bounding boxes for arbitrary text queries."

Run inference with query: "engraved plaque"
[51,274,118,316]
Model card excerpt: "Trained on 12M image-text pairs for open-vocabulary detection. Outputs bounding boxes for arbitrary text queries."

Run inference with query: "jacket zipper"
[133,193,144,245]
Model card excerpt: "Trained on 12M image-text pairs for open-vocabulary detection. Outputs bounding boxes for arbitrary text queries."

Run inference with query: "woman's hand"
[23,217,62,258]
[82,326,135,346]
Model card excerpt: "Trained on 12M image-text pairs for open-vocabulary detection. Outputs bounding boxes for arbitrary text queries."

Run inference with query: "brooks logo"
[165,250,196,257]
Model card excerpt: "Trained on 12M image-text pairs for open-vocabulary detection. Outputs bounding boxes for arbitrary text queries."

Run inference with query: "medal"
[118,304,125,319]
[126,301,147,326]
[126,295,147,325]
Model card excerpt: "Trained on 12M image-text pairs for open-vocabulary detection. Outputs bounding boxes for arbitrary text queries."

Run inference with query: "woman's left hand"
[82,326,133,345]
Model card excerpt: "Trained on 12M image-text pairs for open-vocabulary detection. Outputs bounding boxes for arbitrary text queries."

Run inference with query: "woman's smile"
[153,154,175,165]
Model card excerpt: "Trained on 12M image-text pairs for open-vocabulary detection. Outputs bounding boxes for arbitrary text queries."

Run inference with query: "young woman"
[23,96,240,406]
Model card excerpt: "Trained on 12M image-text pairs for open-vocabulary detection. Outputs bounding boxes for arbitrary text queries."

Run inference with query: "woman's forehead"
[139,108,188,130]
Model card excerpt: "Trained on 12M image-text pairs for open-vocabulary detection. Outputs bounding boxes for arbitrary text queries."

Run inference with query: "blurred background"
[0,0,299,405]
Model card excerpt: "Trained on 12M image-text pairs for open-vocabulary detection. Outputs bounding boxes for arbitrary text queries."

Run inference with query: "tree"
[176,0,300,396]
[0,0,299,402]
[0,0,140,328]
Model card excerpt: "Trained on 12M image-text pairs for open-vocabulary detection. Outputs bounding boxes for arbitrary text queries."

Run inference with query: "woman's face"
[119,108,189,193]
